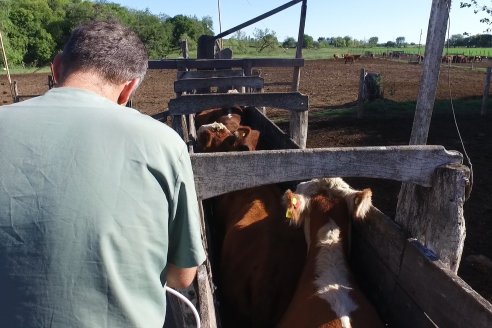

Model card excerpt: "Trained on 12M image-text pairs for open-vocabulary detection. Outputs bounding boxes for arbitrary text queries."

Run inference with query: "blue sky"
[111,0,487,44]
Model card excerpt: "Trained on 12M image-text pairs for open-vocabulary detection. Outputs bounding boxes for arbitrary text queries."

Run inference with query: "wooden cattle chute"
[152,1,492,326]
[156,65,492,326]
[189,146,491,328]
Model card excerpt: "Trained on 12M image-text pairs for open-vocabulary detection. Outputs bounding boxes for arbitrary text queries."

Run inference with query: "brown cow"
[195,105,244,133]
[196,122,259,152]
[196,120,306,327]
[214,185,306,327]
[344,54,354,64]
[279,178,385,328]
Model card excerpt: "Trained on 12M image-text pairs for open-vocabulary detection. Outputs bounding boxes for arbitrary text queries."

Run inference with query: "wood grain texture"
[190,146,462,199]
[174,76,264,93]
[148,58,304,70]
[168,92,309,115]
[396,164,470,272]
[399,239,492,328]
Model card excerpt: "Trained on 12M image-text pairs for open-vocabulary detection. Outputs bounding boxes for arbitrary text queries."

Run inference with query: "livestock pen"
[147,54,492,327]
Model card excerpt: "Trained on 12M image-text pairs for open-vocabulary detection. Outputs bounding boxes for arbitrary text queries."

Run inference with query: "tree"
[385,41,397,47]
[282,37,297,48]
[303,34,314,48]
[396,36,406,47]
[253,28,278,52]
[368,36,379,46]
[448,33,465,46]
[460,1,492,30]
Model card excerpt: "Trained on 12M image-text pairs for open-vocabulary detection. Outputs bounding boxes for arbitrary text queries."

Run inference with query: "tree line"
[1,0,491,67]
[0,0,213,67]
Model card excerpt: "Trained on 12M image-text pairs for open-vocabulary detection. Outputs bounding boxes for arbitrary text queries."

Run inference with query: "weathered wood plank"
[353,207,406,275]
[148,58,304,70]
[243,106,299,150]
[190,146,462,199]
[351,222,437,328]
[396,164,470,272]
[168,92,309,115]
[399,239,492,328]
[174,76,264,93]
[177,69,244,80]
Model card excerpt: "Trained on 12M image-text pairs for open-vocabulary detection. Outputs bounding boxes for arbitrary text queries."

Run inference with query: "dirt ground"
[1,57,491,303]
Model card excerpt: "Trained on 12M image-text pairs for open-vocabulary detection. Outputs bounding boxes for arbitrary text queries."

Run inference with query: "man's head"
[53,20,148,104]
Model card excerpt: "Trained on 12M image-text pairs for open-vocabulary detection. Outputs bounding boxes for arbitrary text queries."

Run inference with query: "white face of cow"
[292,178,372,220]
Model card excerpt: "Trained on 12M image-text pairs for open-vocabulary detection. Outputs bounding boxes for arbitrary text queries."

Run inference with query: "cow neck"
[304,196,358,327]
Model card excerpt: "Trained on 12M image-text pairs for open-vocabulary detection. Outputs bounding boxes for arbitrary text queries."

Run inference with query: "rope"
[0,31,15,101]
[165,286,201,328]
[445,6,473,198]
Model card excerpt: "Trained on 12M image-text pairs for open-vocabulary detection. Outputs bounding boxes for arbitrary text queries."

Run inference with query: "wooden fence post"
[395,164,470,273]
[396,0,458,271]
[481,67,491,116]
[357,68,366,119]
[180,40,189,59]
[289,0,307,149]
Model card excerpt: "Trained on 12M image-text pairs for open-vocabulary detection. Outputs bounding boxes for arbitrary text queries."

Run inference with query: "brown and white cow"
[197,122,260,152]
[344,54,354,64]
[214,184,306,327]
[195,105,244,133]
[279,178,384,328]
[196,119,306,327]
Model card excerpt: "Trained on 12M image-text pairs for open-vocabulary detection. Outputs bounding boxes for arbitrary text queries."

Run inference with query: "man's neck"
[59,71,122,103]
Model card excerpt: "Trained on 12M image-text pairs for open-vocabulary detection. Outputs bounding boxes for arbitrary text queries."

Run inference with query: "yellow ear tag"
[285,208,293,219]
[292,197,298,207]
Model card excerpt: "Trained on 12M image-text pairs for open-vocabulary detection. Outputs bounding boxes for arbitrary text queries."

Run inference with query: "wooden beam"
[214,0,303,39]
[190,146,462,200]
[168,92,309,115]
[396,164,470,272]
[177,69,244,80]
[289,0,308,149]
[398,239,492,328]
[149,58,304,70]
[174,76,264,93]
[409,0,451,144]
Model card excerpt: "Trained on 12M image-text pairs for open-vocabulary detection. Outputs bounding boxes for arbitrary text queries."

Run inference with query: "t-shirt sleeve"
[167,148,206,268]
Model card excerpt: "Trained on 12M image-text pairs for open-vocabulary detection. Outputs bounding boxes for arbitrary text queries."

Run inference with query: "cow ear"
[235,126,260,151]
[353,188,372,220]
[197,129,214,152]
[283,189,304,226]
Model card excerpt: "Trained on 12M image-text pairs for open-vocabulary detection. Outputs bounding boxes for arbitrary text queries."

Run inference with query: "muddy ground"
[1,57,491,303]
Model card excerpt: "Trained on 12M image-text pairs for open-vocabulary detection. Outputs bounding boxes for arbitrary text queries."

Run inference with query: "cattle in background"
[334,54,341,60]
[452,55,467,63]
[279,178,384,328]
[344,54,354,64]
[442,55,452,64]
[196,117,306,327]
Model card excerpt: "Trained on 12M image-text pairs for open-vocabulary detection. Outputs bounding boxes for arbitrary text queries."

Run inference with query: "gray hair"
[59,20,148,85]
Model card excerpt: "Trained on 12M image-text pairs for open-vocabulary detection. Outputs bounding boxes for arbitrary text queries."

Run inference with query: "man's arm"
[166,263,198,289]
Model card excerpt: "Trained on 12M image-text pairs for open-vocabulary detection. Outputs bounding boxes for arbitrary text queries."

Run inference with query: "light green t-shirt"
[0,88,206,327]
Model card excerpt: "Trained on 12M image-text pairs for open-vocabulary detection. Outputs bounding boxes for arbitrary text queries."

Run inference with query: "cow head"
[197,122,260,152]
[283,178,373,227]
[195,106,244,133]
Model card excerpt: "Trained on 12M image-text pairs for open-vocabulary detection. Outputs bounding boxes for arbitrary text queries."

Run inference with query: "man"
[0,20,206,327]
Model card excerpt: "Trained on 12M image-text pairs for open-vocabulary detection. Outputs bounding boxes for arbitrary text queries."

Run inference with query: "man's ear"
[51,53,63,85]
[117,78,140,105]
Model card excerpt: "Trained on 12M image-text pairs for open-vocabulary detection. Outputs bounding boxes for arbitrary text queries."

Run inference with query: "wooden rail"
[190,145,462,200]
[168,92,308,115]
[174,76,264,93]
[148,58,304,70]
